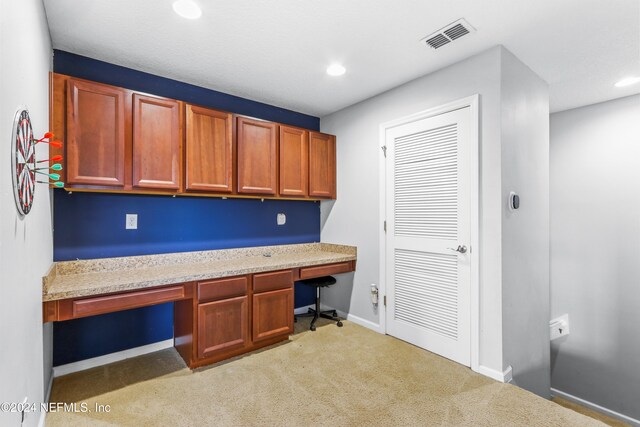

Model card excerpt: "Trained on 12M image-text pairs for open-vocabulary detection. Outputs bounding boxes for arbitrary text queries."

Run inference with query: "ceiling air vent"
[422,19,475,50]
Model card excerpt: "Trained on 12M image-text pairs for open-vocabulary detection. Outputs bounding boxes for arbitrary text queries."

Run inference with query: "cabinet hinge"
[383,220,387,232]
[384,295,387,307]
[381,145,387,158]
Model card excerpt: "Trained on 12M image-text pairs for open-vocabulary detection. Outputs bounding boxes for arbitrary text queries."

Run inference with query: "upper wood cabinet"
[66,78,126,187]
[237,117,278,195]
[51,73,337,200]
[132,94,182,190]
[185,105,233,193]
[309,131,337,198]
[279,126,308,197]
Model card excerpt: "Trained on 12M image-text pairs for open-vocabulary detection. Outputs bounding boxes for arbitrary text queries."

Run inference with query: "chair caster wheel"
[310,325,317,331]
[337,321,343,327]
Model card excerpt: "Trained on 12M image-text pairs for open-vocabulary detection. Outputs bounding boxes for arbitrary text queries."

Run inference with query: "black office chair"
[295,276,343,331]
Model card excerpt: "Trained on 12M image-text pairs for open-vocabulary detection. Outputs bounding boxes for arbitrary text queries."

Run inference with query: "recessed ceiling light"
[615,76,640,88]
[327,64,346,77]
[173,0,202,19]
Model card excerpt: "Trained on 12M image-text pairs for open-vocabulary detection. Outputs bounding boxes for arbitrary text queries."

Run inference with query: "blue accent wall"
[54,304,175,366]
[54,192,320,261]
[53,51,321,366]
[53,50,319,130]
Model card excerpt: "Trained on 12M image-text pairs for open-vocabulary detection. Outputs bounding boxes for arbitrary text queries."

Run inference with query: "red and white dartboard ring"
[11,108,36,216]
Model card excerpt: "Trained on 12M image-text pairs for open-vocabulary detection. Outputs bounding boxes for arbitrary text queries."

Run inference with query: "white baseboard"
[37,370,54,427]
[551,387,640,426]
[345,313,384,333]
[476,365,513,383]
[53,339,174,378]
[315,303,384,334]
[294,304,314,315]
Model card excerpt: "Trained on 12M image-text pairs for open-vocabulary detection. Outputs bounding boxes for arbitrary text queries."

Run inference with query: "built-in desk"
[42,243,356,368]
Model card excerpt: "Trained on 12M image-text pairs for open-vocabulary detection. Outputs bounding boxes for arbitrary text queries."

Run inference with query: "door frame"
[378,94,480,372]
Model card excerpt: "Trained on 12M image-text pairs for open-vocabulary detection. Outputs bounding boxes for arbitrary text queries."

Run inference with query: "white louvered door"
[385,107,471,366]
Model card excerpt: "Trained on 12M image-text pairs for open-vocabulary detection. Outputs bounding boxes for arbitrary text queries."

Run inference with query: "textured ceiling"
[43,0,640,117]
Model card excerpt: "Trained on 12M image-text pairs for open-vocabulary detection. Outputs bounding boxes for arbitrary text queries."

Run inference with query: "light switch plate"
[277,213,286,226]
[126,214,138,230]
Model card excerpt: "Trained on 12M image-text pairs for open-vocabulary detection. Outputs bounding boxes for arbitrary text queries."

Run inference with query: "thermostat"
[509,192,520,211]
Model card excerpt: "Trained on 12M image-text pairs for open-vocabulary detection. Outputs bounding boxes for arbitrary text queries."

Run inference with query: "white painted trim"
[468,95,480,374]
[551,388,640,427]
[37,370,54,427]
[314,303,385,334]
[378,119,388,335]
[378,95,481,372]
[477,365,513,383]
[52,339,174,378]
[345,313,384,333]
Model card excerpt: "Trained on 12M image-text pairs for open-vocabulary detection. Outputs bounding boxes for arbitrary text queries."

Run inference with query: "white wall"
[550,94,640,421]
[500,49,550,397]
[320,46,550,392]
[0,0,53,425]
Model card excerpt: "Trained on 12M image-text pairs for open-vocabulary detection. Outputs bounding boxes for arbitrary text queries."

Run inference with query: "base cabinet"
[198,296,248,359]
[252,288,294,343]
[191,272,293,366]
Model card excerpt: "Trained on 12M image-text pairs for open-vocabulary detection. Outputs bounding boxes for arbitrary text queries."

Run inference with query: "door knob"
[448,245,467,254]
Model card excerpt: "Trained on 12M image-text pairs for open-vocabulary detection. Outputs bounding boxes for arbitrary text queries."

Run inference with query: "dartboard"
[12,109,36,216]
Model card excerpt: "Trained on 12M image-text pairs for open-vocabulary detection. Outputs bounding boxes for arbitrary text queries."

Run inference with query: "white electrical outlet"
[126,214,138,230]
[550,314,570,341]
[277,213,286,226]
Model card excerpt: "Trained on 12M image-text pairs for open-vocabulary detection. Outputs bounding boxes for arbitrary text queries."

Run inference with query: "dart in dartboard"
[11,108,65,217]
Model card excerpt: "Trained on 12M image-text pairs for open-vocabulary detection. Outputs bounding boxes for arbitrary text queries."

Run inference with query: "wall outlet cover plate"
[126,214,138,230]
[550,313,570,340]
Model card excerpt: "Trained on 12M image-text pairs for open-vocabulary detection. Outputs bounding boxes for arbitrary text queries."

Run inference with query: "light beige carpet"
[47,318,605,426]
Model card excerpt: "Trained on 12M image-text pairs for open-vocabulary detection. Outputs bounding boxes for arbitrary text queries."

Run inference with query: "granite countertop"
[42,243,356,302]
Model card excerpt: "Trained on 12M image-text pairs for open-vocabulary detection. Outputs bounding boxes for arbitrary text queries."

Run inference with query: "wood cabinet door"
[185,105,233,192]
[308,132,337,199]
[132,94,181,190]
[237,117,277,195]
[198,295,248,359]
[66,79,126,187]
[252,288,294,343]
[279,126,308,197]
[49,73,67,186]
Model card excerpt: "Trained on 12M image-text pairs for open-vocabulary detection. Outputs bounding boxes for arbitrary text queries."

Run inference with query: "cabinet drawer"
[299,262,353,279]
[253,270,293,293]
[72,285,185,318]
[198,276,247,302]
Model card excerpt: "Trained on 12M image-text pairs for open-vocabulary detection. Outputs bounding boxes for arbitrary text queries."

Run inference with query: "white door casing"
[381,96,479,368]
